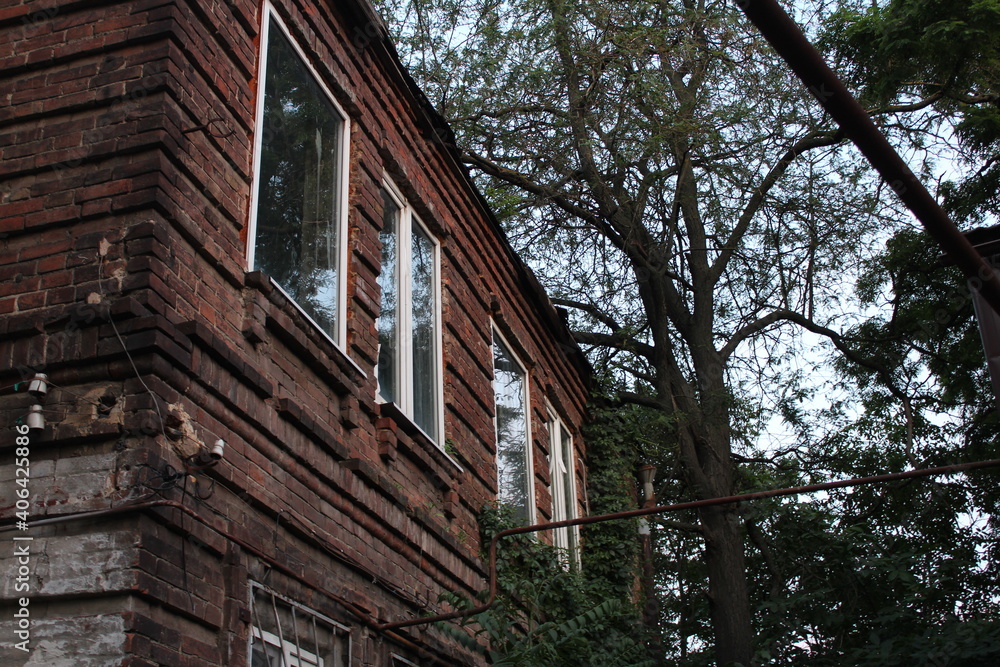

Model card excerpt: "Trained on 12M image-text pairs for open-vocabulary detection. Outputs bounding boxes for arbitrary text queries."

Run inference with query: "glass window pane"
[549,415,578,560]
[493,338,529,523]
[254,19,342,340]
[411,222,437,439]
[560,426,574,522]
[550,419,565,524]
[378,191,400,403]
[559,424,578,558]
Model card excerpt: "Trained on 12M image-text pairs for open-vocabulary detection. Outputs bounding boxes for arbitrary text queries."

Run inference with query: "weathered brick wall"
[1,0,590,664]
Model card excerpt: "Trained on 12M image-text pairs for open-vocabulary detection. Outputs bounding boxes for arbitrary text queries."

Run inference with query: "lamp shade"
[637,464,657,486]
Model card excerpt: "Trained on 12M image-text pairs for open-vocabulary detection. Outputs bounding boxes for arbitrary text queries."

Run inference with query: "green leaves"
[824,0,1000,222]
[826,0,1000,101]
[437,501,649,666]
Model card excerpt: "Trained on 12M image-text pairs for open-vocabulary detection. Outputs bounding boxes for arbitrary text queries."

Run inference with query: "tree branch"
[550,297,623,332]
[866,91,944,116]
[656,518,704,534]
[746,519,785,599]
[461,149,630,252]
[711,130,845,284]
[571,330,655,360]
[606,391,667,411]
[722,308,910,401]
[451,104,569,124]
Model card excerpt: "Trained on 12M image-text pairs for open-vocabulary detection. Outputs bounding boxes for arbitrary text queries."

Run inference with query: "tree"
[377,0,998,663]
[815,9,1000,660]
[733,228,1000,663]
[743,4,1000,662]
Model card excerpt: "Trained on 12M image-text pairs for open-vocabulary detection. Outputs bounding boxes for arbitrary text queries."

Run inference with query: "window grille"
[249,583,350,667]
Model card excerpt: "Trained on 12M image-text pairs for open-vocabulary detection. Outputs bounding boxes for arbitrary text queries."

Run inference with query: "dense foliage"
[438,500,650,665]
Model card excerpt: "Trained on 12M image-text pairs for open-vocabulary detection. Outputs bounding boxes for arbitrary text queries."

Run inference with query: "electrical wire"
[98,254,168,441]
[136,463,184,493]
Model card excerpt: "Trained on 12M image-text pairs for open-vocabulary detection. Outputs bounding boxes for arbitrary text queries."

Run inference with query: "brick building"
[0,0,591,664]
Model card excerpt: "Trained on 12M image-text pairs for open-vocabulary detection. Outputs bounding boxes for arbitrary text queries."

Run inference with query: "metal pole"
[637,465,662,663]
[377,458,1000,631]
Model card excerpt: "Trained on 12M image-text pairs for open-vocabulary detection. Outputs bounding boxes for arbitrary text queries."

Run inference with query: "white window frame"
[491,325,535,524]
[252,627,325,667]
[547,404,579,566]
[249,582,351,667]
[376,178,444,444]
[247,2,352,349]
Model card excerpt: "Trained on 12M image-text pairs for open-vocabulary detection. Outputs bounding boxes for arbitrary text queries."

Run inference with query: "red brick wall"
[0,0,590,664]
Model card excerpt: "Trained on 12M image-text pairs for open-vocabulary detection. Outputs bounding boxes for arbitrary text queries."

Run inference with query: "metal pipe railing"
[378,457,1000,631]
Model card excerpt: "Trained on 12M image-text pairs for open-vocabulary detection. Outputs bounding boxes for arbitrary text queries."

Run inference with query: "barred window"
[249,583,350,667]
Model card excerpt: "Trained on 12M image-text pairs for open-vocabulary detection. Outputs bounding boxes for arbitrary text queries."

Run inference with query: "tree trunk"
[700,504,753,667]
[660,330,753,666]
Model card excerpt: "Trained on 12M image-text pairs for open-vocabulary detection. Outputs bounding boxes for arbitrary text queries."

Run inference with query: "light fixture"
[186,438,226,469]
[27,405,45,431]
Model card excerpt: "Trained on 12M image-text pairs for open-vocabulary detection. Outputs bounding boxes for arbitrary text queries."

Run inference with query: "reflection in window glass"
[549,412,579,564]
[253,17,344,340]
[411,223,437,436]
[378,191,400,404]
[376,185,441,443]
[493,337,530,524]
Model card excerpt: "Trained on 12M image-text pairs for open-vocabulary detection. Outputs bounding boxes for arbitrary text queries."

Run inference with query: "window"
[249,583,350,667]
[548,408,579,564]
[492,331,533,524]
[377,182,443,442]
[248,7,350,345]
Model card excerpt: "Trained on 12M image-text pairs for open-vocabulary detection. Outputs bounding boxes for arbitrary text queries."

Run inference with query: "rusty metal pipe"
[11,462,1000,638]
[732,0,1000,314]
[378,458,1000,631]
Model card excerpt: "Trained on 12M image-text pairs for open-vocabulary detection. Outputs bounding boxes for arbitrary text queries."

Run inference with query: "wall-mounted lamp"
[186,439,226,469]
[636,463,660,646]
[210,439,225,461]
